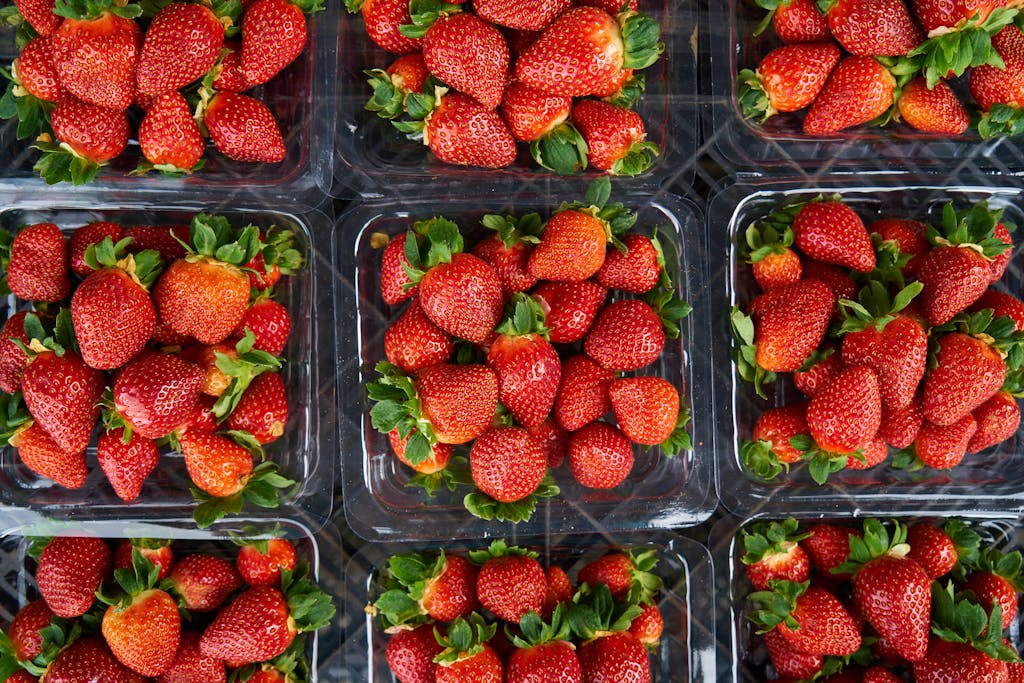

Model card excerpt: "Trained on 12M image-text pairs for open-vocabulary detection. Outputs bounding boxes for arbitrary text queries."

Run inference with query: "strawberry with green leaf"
[608,376,691,455]
[568,584,647,683]
[432,614,503,683]
[906,519,980,580]
[466,427,557,523]
[372,550,479,628]
[470,540,547,624]
[506,604,582,683]
[752,0,829,43]
[346,0,421,54]
[969,390,1021,453]
[962,546,1024,630]
[4,36,63,141]
[802,56,896,135]
[135,1,230,97]
[471,213,542,294]
[748,579,862,656]
[596,230,666,294]
[738,42,840,122]
[741,402,811,481]
[137,91,205,175]
[744,223,802,292]
[570,99,659,176]
[499,81,588,175]
[908,1,1016,86]
[34,97,130,185]
[96,427,159,502]
[741,518,811,591]
[584,291,689,372]
[363,53,429,120]
[395,89,517,168]
[241,0,322,85]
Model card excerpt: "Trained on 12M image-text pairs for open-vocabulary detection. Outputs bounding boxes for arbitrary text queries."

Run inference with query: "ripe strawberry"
[0,312,34,393]
[236,538,297,586]
[791,200,876,272]
[793,349,843,397]
[764,0,830,43]
[803,56,896,135]
[531,280,606,343]
[988,222,1014,282]
[7,599,55,662]
[69,221,123,277]
[413,11,509,109]
[577,549,658,603]
[380,232,418,306]
[915,413,978,469]
[507,626,582,683]
[469,427,547,503]
[568,421,633,489]
[498,82,587,173]
[528,418,569,470]
[802,259,856,305]
[971,23,1024,112]
[608,376,682,447]
[50,8,141,110]
[553,354,613,432]
[415,92,517,167]
[913,639,1009,683]
[408,246,503,345]
[348,0,421,54]
[845,433,888,470]
[969,391,1021,452]
[584,299,665,371]
[881,393,924,448]
[864,665,903,683]
[471,213,542,294]
[868,217,929,277]
[596,232,664,293]
[124,224,190,263]
[528,196,621,282]
[14,0,61,36]
[203,92,286,163]
[113,540,174,580]
[540,565,573,619]
[571,99,659,175]
[180,431,255,498]
[231,298,292,356]
[745,224,803,292]
[922,331,1006,427]
[577,631,650,683]
[475,0,570,30]
[241,0,313,85]
[36,535,111,618]
[136,3,223,96]
[377,551,479,625]
[6,222,69,302]
[897,78,969,134]
[435,630,503,683]
[388,428,452,474]
[211,41,256,93]
[578,0,638,12]
[762,628,823,680]
[156,630,226,683]
[906,521,972,580]
[749,581,862,656]
[38,97,130,184]
[166,554,243,612]
[963,547,1023,629]
[138,91,204,173]
[385,623,444,683]
[822,0,923,55]
[14,36,64,103]
[738,42,840,121]
[22,347,104,455]
[112,349,204,439]
[742,519,811,591]
[101,559,182,677]
[628,602,663,648]
[470,541,547,623]
[178,342,234,397]
[225,372,289,444]
[801,523,861,577]
[486,294,561,428]
[10,421,87,489]
[97,427,160,502]
[806,365,881,454]
[742,402,811,479]
[42,636,146,683]
[516,6,663,98]
[919,247,995,326]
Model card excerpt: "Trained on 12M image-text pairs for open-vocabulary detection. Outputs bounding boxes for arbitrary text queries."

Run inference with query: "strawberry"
[166,554,243,612]
[225,371,289,444]
[963,546,1024,629]
[0,312,34,393]
[553,354,614,432]
[910,0,1001,32]
[112,349,204,439]
[577,548,660,603]
[907,520,979,580]
[864,665,903,683]
[821,0,923,55]
[988,222,1014,282]
[922,329,1007,427]
[761,628,823,680]
[880,393,924,448]
[578,0,637,12]
[113,539,174,580]
[915,413,978,469]
[576,630,649,683]
[124,224,190,263]
[380,232,418,306]
[235,538,297,587]
[97,427,160,502]
[845,434,888,470]
[568,421,633,489]
[243,227,302,292]
[41,636,146,683]
[433,616,503,683]
[531,280,606,343]
[806,365,882,454]
[486,294,561,428]
[749,580,862,656]
[50,5,142,111]
[242,0,319,85]
[138,91,205,173]
[10,421,87,489]
[742,519,812,591]
[868,217,929,277]
[470,540,547,623]
[596,231,665,294]
[203,92,286,163]
[745,223,803,292]
[402,91,517,167]
[506,606,582,683]
[973,25,1024,129]
[969,391,1021,452]
[759,0,830,44]
[474,0,571,30]
[608,376,689,453]
[790,199,876,272]
[472,213,541,294]
[365,53,429,120]
[211,41,256,93]
[14,0,61,36]
[540,565,573,619]
[584,299,664,371]
[913,639,1010,683]
[6,599,55,662]
[802,56,896,135]
[348,0,421,54]
[469,427,548,504]
[628,602,663,648]
[385,623,444,683]
[793,349,843,397]
[5,222,69,302]
[156,630,226,683]
[14,36,65,103]
[231,298,292,356]
[738,42,840,121]
[388,427,452,474]
[910,0,1013,86]
[741,402,811,479]
[571,99,659,175]
[68,221,123,277]
[801,523,861,577]
[199,571,334,664]
[36,535,111,618]
[498,82,587,174]
[375,550,479,625]
[21,343,104,455]
[528,418,568,470]
[801,259,856,305]
[515,6,663,98]
[896,78,969,134]
[135,3,224,96]
[37,97,130,184]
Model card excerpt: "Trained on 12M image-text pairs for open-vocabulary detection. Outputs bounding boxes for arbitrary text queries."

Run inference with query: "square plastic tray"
[0,190,335,530]
[333,187,716,541]
[333,0,698,196]
[708,176,1024,517]
[343,530,716,682]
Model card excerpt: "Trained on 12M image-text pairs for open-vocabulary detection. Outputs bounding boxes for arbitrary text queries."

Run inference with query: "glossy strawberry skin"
[113,350,205,439]
[898,78,969,135]
[553,354,614,432]
[584,299,665,372]
[749,279,835,373]
[913,639,1009,683]
[918,245,992,326]
[241,0,307,85]
[476,552,546,623]
[853,554,931,662]
[199,586,296,664]
[988,223,1014,282]
[529,210,609,283]
[880,395,924,449]
[825,0,923,56]
[922,332,1006,427]
[237,538,297,587]
[499,81,572,142]
[15,36,64,102]
[577,632,651,683]
[596,233,661,294]
[970,24,1024,112]
[7,599,54,661]
[803,56,896,135]
[806,365,882,454]
[153,256,251,345]
[540,564,573,618]
[906,523,958,580]
[22,349,104,455]
[380,232,418,306]
[225,372,289,444]
[357,0,421,54]
[532,280,606,343]
[69,221,123,277]
[747,542,811,591]
[763,628,823,679]
[7,222,69,303]
[102,588,181,677]
[469,427,547,503]
[12,422,87,489]
[139,91,205,171]
[42,636,146,683]
[125,224,190,263]
[37,536,112,619]
[384,300,454,373]
[608,376,680,446]
[486,331,561,428]
[969,391,1021,453]
[50,97,130,164]
[136,3,224,96]
[964,570,1018,629]
[435,643,503,683]
[167,554,243,612]
[868,218,929,277]
[507,639,582,683]
[212,40,256,93]
[915,414,977,469]
[388,428,452,473]
[204,92,286,163]
[157,630,226,683]
[423,12,509,109]
[475,0,571,30]
[97,427,160,502]
[801,524,861,577]
[773,0,830,43]
[840,315,927,411]
[51,12,141,111]
[471,234,538,293]
[14,0,61,36]
[420,554,479,622]
[794,351,843,398]
[416,363,499,444]
[385,623,444,683]
[232,298,292,356]
[72,266,158,370]
[792,201,876,273]
[756,42,841,113]
[752,403,810,464]
[113,541,174,580]
[911,0,997,32]
[181,431,253,498]
[571,99,652,172]
[425,93,517,167]
[418,253,503,344]
[568,421,633,489]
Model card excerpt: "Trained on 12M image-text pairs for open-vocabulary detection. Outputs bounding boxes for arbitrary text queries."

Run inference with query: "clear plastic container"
[343,530,716,682]
[708,176,1024,517]
[0,6,338,204]
[333,187,716,541]
[0,190,335,530]
[711,511,1022,682]
[0,514,343,679]
[705,0,1024,172]
[333,0,699,197]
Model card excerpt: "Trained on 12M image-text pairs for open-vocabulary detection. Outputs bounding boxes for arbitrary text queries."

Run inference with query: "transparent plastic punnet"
[333,0,698,196]
[709,177,1024,517]
[0,515,342,680]
[711,512,1023,682]
[705,0,1024,172]
[344,530,716,681]
[0,5,338,203]
[334,188,716,542]
[0,191,334,529]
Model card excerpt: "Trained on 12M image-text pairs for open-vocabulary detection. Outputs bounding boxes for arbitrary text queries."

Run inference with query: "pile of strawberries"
[740,517,1024,682]
[348,0,664,175]
[370,540,665,683]
[0,213,303,527]
[1,0,322,185]
[0,533,333,681]
[732,195,1023,484]
[739,0,1024,137]
[367,179,693,523]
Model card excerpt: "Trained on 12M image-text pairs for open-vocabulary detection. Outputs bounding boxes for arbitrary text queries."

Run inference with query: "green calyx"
[98,548,162,608]
[730,306,776,399]
[929,201,1013,259]
[53,0,143,21]
[931,580,1021,661]
[511,604,572,649]
[479,212,543,249]
[738,69,774,123]
[971,546,1024,591]
[467,539,538,566]
[865,231,915,290]
[943,520,983,577]
[400,217,464,285]
[255,226,303,276]
[977,103,1024,139]
[15,309,75,359]
[644,288,691,340]
[434,613,496,664]
[0,614,77,678]
[210,329,283,420]
[191,460,296,529]
[602,73,646,109]
[228,523,283,555]
[184,214,262,267]
[660,406,692,457]
[741,518,809,566]
[229,638,311,683]
[907,7,1017,88]
[530,122,589,176]
[280,563,336,634]
[610,140,660,177]
[392,83,445,139]
[618,11,664,71]
[370,550,445,629]
[494,293,549,339]
[463,472,560,523]
[745,223,795,264]
[747,579,808,633]
[365,68,411,121]
[834,519,909,576]
[740,436,799,481]
[568,583,643,640]
[558,177,637,244]
[367,361,438,467]
[1,65,56,143]
[939,308,1024,372]
[0,392,31,448]
[33,137,102,186]
[838,280,924,334]
[399,0,464,39]
[622,548,662,606]
[84,237,165,290]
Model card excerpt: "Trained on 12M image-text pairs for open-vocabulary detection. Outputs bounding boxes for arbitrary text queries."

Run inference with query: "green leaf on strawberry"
[463,473,559,523]
[838,280,923,334]
[33,136,102,186]
[192,460,296,529]
[53,0,143,21]
[730,307,776,399]
[742,518,810,566]
[0,613,77,678]
[280,562,336,634]
[210,329,283,420]
[931,580,1021,662]
[530,122,589,176]
[907,7,1016,87]
[434,613,496,664]
[568,583,643,640]
[0,392,30,447]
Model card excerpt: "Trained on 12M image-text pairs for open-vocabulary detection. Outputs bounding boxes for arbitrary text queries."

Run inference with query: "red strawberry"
[568,421,633,489]
[628,602,663,648]
[751,581,862,656]
[113,540,174,580]
[922,332,1006,426]
[388,428,452,474]
[42,97,130,184]
[801,523,861,577]
[37,535,112,618]
[156,630,226,683]
[435,640,503,683]
[840,312,927,411]
[911,0,999,32]
[791,200,875,272]
[969,391,1020,453]
[11,421,87,489]
[69,221,123,277]
[225,372,289,444]
[738,278,835,375]
[472,541,547,623]
[380,232,418,306]
[385,623,444,683]
[571,99,659,175]
[989,222,1014,282]
[741,519,811,591]
[823,0,923,55]
[608,376,681,446]
[211,41,256,93]
[806,365,881,454]
[236,538,297,587]
[232,298,292,356]
[240,0,309,85]
[101,579,181,677]
[880,394,924,448]
[167,554,243,612]
[845,434,888,470]
[915,414,978,469]
[906,522,964,580]
[0,312,34,393]
[416,11,509,109]
[97,427,160,502]
[499,80,573,140]
[596,232,663,293]
[577,549,659,602]
[584,299,665,371]
[971,24,1024,112]
[507,632,582,683]
[469,427,547,503]
[577,631,650,683]
[471,216,540,294]
[14,36,64,103]
[203,92,286,163]
[802,259,857,305]
[124,224,190,263]
[743,402,811,475]
[528,212,612,282]
[22,348,104,455]
[415,254,503,344]
[531,280,606,343]
[553,354,614,432]
[7,599,55,662]
[180,431,257,498]
[50,9,141,110]
[919,246,994,325]
[474,0,571,30]
[972,290,1024,331]
[963,547,1023,630]
[6,222,69,302]
[486,294,561,428]
[113,350,205,439]
[529,418,569,469]
[136,3,224,96]
[420,92,517,167]
[738,42,840,120]
[14,0,61,36]
[793,349,843,397]
[384,551,479,624]
[540,564,573,619]
[745,224,803,292]
[897,77,969,134]
[349,0,421,54]
[803,56,896,135]
[762,628,823,680]
[914,639,1009,683]
[578,0,637,12]
[864,665,903,683]
[385,301,454,374]
[868,218,929,277]
[139,91,204,172]
[42,636,146,683]
[767,0,830,43]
